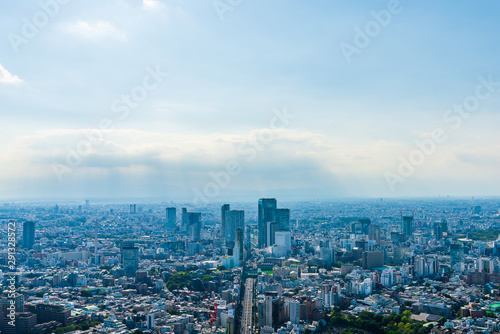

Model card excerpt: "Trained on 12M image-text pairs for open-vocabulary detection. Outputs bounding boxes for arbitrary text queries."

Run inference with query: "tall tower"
[275,208,290,231]
[221,204,230,239]
[122,241,139,277]
[401,214,414,239]
[22,221,35,249]
[235,227,244,262]
[258,198,277,247]
[94,220,99,265]
[224,210,244,248]
[182,208,188,232]
[166,207,176,230]
[188,212,202,242]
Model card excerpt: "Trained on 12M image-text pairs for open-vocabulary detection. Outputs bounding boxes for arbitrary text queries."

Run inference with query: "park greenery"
[53,321,101,334]
[468,229,500,241]
[329,308,431,334]
[166,272,192,291]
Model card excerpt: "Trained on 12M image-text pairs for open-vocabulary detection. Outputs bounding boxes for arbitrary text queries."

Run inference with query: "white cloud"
[62,21,126,41]
[0,64,22,85]
[2,128,500,198]
[142,0,164,10]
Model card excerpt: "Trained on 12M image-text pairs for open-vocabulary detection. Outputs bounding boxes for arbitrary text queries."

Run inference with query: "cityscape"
[2,1,500,334]
[2,197,500,333]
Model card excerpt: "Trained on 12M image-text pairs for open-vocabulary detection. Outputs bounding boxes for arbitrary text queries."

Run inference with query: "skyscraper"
[258,198,291,248]
[450,243,464,270]
[258,198,277,247]
[368,224,381,244]
[401,215,414,239]
[289,300,301,324]
[130,204,136,214]
[122,241,139,277]
[23,221,35,249]
[188,212,202,242]
[433,220,448,239]
[182,207,188,232]
[224,210,244,248]
[275,208,290,231]
[221,204,230,239]
[166,207,176,230]
[235,227,244,262]
[266,221,279,247]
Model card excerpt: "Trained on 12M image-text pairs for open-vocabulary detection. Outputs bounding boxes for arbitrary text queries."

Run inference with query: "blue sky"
[1,0,500,201]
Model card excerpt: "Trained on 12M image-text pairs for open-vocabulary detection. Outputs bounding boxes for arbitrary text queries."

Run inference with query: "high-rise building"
[289,300,301,324]
[450,243,464,269]
[351,218,371,234]
[258,198,277,247]
[275,231,291,252]
[320,247,335,265]
[94,220,99,265]
[265,295,274,328]
[362,250,384,269]
[182,208,188,232]
[433,220,448,239]
[166,207,176,230]
[266,221,279,247]
[413,254,439,277]
[23,221,35,249]
[401,215,414,239]
[147,313,155,330]
[262,292,280,330]
[245,224,252,260]
[477,257,495,274]
[224,210,244,247]
[275,208,290,231]
[130,204,136,214]
[368,224,381,244]
[188,212,202,242]
[235,227,244,262]
[221,204,230,238]
[122,241,139,277]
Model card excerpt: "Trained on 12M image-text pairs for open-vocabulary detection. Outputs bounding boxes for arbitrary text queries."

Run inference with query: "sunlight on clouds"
[142,0,164,10]
[61,21,126,41]
[1,127,500,198]
[0,64,22,84]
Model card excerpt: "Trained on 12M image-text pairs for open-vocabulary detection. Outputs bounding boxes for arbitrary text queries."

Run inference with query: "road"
[241,278,255,334]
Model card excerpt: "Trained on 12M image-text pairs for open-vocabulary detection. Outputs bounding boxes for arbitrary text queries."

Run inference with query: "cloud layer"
[0,64,22,84]
[0,127,499,200]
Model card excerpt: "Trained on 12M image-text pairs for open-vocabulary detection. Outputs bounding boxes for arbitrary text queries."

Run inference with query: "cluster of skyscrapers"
[258,198,290,248]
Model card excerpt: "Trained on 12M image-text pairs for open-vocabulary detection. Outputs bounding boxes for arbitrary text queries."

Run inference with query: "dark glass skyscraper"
[221,204,230,239]
[122,241,139,277]
[258,198,277,247]
[188,212,202,242]
[275,208,290,231]
[182,207,188,232]
[166,207,176,230]
[401,215,414,239]
[235,227,244,262]
[224,209,244,248]
[23,221,35,249]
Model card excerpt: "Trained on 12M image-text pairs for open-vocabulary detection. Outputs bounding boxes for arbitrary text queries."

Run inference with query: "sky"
[1,0,500,202]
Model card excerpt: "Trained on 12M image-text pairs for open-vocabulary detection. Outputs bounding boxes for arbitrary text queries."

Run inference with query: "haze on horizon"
[1,0,500,201]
